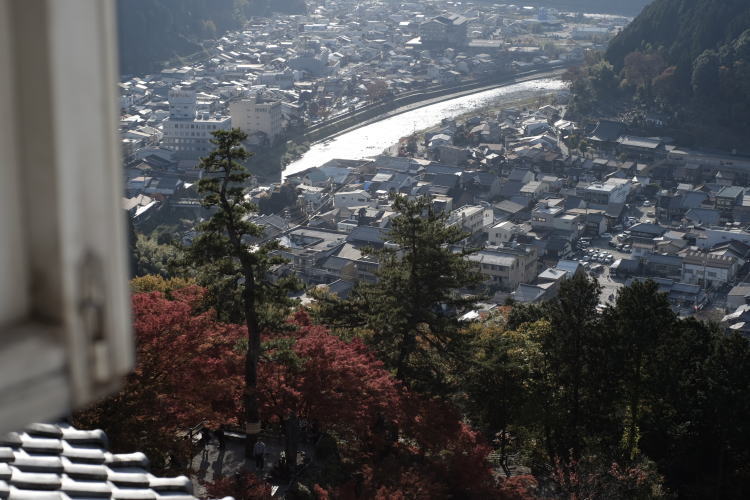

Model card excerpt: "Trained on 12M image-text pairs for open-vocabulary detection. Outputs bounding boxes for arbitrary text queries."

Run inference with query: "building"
[230,95,284,144]
[531,202,580,234]
[488,221,528,246]
[681,250,739,288]
[715,186,744,217]
[333,190,374,209]
[468,246,538,291]
[449,205,486,235]
[727,283,750,310]
[583,180,630,206]
[420,14,468,47]
[162,87,231,160]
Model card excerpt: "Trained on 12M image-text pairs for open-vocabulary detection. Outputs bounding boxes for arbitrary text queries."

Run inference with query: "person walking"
[215,428,225,450]
[253,439,266,470]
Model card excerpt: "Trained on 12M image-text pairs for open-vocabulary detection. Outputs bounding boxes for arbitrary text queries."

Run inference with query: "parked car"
[623,245,632,253]
[601,232,612,239]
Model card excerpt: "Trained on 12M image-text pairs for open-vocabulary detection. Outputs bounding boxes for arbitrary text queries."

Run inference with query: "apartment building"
[229,95,284,144]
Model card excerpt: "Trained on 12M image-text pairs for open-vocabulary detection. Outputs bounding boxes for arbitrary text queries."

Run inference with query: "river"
[282,77,567,179]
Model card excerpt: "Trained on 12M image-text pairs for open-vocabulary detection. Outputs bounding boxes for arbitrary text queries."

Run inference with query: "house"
[643,253,684,280]
[616,136,665,159]
[727,283,750,311]
[681,249,739,288]
[493,200,528,222]
[449,205,486,235]
[467,245,538,292]
[513,282,557,303]
[519,181,544,199]
[488,221,529,246]
[531,202,580,235]
[278,228,348,279]
[627,277,707,316]
[722,304,750,335]
[715,186,744,217]
[462,171,502,198]
[508,167,535,184]
[333,190,374,209]
[583,180,630,206]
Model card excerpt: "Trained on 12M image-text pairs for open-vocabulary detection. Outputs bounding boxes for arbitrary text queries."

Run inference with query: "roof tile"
[0,424,228,500]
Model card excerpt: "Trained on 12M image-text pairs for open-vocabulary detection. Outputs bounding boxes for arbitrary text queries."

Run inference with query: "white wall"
[0,0,133,433]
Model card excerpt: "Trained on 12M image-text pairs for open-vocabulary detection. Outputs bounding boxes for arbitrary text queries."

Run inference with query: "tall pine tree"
[184,128,296,456]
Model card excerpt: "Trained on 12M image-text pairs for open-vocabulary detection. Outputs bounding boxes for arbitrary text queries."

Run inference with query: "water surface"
[283,78,567,178]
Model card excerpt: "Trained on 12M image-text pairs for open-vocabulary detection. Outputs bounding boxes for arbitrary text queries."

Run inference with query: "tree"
[258,311,403,473]
[183,128,297,456]
[691,49,720,103]
[315,195,483,393]
[73,289,244,475]
[458,317,541,476]
[203,471,272,500]
[603,279,674,459]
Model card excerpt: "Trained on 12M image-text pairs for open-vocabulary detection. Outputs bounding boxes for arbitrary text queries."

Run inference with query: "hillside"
[607,0,750,71]
[567,0,750,149]
[117,0,306,76]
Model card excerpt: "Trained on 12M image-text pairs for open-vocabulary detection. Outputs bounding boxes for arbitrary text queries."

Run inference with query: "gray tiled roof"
[0,423,231,500]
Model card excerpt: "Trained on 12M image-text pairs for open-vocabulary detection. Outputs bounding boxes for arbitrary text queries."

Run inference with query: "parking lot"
[568,199,659,305]
[572,236,630,305]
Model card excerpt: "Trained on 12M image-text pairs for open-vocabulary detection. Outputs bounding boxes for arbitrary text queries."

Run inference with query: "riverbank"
[299,66,570,147]
[283,77,568,179]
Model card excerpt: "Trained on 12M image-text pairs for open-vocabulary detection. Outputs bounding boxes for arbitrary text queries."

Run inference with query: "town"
[120,1,750,332]
[6,1,750,499]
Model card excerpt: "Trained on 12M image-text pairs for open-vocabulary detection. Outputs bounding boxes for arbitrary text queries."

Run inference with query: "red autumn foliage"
[129,288,245,429]
[80,290,538,497]
[202,471,271,500]
[259,317,403,442]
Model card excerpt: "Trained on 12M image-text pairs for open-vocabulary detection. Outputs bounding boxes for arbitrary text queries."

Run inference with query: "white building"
[230,95,284,144]
[334,190,374,209]
[162,86,231,160]
[449,205,486,235]
[584,180,630,205]
[488,221,528,246]
[681,250,739,288]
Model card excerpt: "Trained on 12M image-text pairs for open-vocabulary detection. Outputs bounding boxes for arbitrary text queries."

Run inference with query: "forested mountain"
[117,0,306,75]
[607,0,750,71]
[567,0,750,149]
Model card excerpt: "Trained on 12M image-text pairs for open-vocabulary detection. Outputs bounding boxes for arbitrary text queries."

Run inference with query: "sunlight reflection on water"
[283,78,567,178]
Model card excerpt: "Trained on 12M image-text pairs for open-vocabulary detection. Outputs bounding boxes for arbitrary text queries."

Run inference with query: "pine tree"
[317,195,483,392]
[183,128,297,456]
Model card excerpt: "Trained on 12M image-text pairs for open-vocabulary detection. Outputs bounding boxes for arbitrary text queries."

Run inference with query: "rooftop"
[0,423,221,500]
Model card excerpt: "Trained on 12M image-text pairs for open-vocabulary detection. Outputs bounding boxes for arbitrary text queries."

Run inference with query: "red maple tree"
[77,289,538,497]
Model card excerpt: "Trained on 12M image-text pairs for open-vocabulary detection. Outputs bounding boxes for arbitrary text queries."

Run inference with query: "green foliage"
[457,277,750,497]
[314,195,483,393]
[130,274,194,295]
[181,128,298,327]
[134,233,180,277]
[180,128,299,454]
[576,0,750,142]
